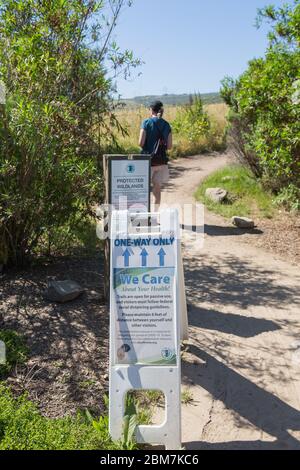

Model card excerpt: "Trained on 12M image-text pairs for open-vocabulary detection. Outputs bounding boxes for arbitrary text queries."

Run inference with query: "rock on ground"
[205,188,228,203]
[43,280,84,303]
[232,216,255,229]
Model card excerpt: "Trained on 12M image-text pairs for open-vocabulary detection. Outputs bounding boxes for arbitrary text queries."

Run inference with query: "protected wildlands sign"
[109,157,150,211]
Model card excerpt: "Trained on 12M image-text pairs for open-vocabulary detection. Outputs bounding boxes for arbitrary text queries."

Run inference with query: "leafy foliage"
[0,384,150,450]
[274,184,300,211]
[0,0,140,266]
[221,1,300,208]
[122,394,138,450]
[0,330,28,378]
[0,384,127,450]
[173,94,210,142]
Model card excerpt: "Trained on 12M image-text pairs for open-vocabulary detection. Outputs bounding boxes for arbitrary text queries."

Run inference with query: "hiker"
[139,100,172,209]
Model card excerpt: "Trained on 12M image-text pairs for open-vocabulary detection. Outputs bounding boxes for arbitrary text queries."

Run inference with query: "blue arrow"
[122,249,131,267]
[158,248,166,267]
[140,248,148,267]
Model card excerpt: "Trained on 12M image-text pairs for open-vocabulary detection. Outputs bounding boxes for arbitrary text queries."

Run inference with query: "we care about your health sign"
[109,210,182,450]
[110,231,178,366]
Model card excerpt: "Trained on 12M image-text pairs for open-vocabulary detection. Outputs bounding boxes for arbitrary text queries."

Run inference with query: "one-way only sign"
[109,209,182,449]
[111,233,178,366]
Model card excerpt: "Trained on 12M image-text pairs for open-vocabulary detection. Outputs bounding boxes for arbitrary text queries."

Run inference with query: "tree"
[0,0,140,265]
[221,0,300,205]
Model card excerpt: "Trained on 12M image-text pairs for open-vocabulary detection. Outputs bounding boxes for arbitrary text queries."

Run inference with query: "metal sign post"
[109,209,182,450]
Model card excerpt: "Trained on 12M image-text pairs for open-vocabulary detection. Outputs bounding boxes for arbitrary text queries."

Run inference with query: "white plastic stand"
[109,365,181,450]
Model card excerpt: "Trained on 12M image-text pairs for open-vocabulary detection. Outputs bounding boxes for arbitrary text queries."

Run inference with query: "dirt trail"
[161,153,300,450]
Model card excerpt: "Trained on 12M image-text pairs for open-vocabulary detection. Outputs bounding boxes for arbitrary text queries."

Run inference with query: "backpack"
[151,120,169,166]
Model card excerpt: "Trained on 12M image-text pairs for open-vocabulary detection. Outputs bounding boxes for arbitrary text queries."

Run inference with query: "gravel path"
[161,153,300,450]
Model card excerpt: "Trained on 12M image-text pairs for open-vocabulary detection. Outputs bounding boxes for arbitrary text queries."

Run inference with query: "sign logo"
[126,164,136,174]
[161,347,175,360]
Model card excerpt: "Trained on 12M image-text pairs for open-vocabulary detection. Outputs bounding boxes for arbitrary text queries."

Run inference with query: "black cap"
[150,100,163,113]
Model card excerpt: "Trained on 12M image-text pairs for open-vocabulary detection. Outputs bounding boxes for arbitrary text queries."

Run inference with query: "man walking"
[139,100,172,209]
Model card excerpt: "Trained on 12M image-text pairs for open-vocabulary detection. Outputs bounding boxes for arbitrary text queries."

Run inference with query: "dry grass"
[114,103,228,157]
[206,102,228,129]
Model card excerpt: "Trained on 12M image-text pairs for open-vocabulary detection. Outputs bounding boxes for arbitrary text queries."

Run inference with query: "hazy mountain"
[119,92,222,108]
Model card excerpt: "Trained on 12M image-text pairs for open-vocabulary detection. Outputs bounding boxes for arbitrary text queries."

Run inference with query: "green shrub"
[173,95,210,143]
[38,216,101,257]
[170,95,227,156]
[274,184,300,212]
[0,385,138,450]
[0,330,28,378]
[0,1,140,266]
[0,384,100,449]
[221,1,300,208]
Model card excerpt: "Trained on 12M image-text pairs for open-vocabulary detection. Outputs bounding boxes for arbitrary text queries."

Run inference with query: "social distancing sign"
[109,209,182,450]
[111,234,178,366]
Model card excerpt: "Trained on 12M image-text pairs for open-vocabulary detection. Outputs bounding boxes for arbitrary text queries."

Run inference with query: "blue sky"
[113,0,287,98]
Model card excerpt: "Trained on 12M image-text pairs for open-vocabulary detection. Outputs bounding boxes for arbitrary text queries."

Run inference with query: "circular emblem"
[126,164,136,174]
[161,348,175,360]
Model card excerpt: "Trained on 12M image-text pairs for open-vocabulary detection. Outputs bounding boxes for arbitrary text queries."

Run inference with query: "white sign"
[109,209,181,450]
[110,159,150,211]
[111,234,178,366]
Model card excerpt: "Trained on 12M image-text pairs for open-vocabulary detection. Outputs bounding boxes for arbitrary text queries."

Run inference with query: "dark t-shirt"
[141,117,171,155]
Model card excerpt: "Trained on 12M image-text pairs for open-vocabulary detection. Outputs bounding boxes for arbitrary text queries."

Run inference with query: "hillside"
[119,92,222,108]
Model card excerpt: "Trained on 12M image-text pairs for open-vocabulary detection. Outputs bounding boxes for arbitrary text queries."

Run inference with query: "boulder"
[205,187,228,203]
[232,216,255,229]
[43,280,84,303]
